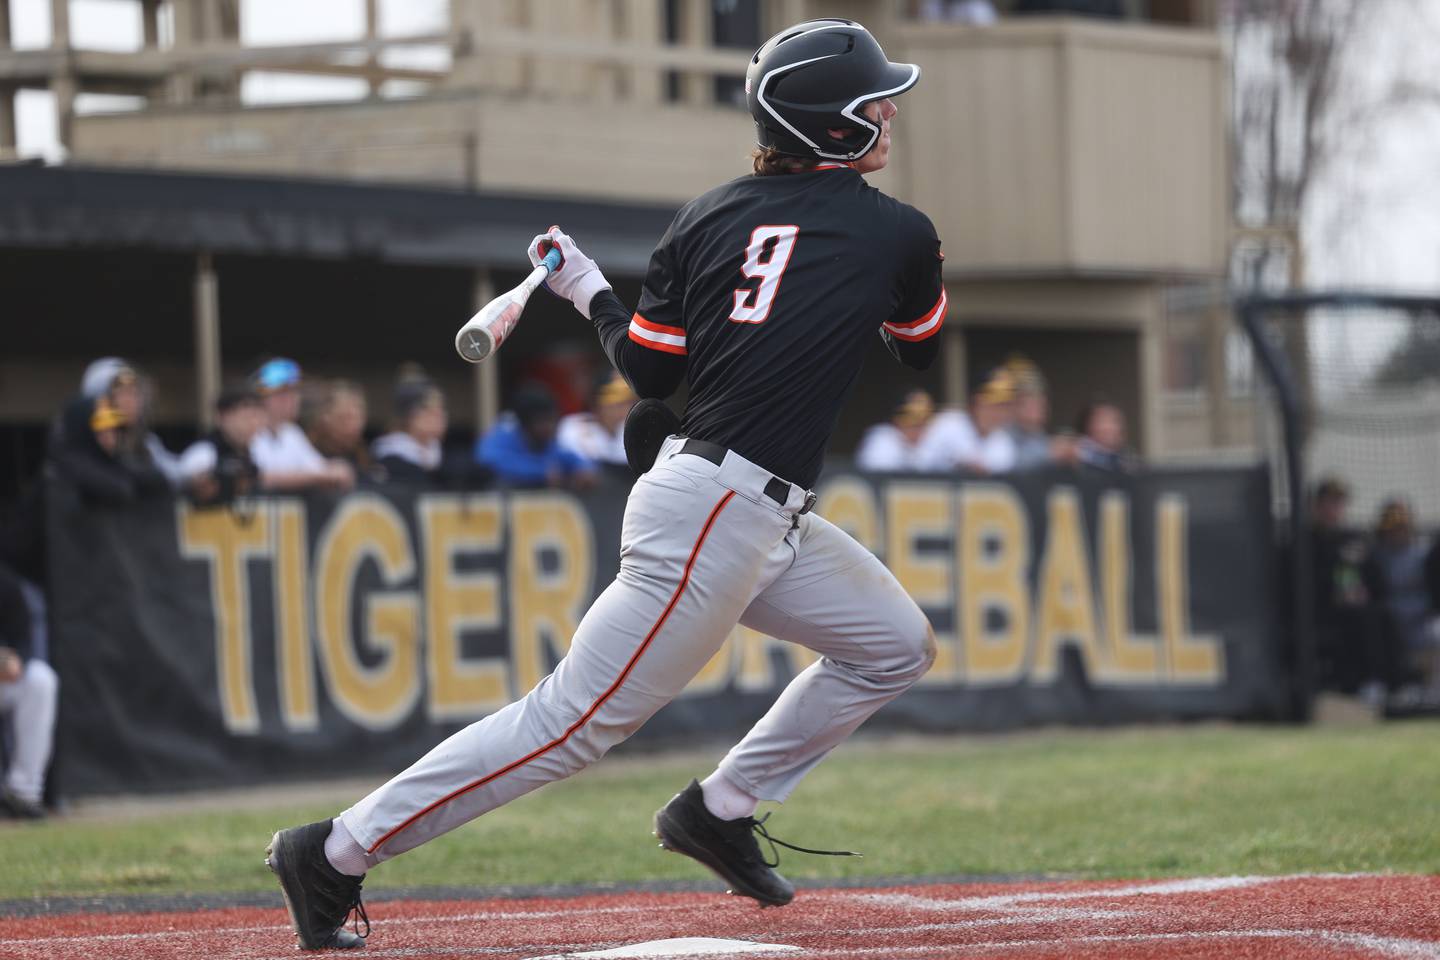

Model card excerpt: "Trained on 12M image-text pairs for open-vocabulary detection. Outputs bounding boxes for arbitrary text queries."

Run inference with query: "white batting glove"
[528,226,612,319]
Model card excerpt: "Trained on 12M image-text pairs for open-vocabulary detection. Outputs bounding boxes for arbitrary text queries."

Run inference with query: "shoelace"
[331,881,370,944]
[747,813,862,869]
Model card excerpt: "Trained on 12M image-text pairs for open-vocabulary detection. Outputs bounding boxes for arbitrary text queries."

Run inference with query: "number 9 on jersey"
[730,224,799,324]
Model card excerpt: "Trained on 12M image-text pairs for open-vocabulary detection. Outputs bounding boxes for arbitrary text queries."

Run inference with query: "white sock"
[700,771,758,821]
[324,817,375,877]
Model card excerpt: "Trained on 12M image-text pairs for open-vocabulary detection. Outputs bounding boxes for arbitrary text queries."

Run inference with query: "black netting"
[1260,304,1440,527]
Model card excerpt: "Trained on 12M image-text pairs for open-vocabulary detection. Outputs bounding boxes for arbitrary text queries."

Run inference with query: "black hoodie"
[51,396,169,507]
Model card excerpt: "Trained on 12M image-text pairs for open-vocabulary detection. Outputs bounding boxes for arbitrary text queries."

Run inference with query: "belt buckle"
[800,490,817,516]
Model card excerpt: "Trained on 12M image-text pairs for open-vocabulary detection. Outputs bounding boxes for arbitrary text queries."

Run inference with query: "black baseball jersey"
[589,164,945,489]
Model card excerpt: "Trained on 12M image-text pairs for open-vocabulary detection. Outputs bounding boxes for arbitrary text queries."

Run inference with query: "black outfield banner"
[47,465,1281,795]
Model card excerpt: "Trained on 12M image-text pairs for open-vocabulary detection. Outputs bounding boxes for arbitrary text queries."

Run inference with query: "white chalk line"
[763,929,1440,959]
[847,872,1375,913]
[0,901,706,947]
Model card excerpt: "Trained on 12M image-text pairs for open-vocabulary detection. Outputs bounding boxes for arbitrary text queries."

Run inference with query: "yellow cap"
[1004,354,1046,395]
[596,374,637,408]
[975,369,1017,405]
[1378,500,1412,532]
[90,398,127,432]
[893,390,935,428]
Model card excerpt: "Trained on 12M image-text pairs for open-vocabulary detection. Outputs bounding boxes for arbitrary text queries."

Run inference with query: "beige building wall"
[4,3,1242,456]
[891,20,1227,278]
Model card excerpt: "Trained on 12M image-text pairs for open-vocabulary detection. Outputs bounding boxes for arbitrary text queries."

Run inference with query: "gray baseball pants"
[342,436,935,860]
[0,659,58,805]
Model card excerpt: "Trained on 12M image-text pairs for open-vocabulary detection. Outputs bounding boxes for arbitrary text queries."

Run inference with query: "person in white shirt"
[856,389,935,472]
[916,368,1018,475]
[556,370,637,468]
[248,359,354,492]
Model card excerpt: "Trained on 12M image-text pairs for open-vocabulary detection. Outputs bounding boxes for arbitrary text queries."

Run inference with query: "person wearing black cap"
[177,384,264,507]
[474,383,597,490]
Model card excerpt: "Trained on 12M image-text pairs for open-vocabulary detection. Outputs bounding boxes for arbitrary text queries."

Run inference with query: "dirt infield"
[1,874,1436,959]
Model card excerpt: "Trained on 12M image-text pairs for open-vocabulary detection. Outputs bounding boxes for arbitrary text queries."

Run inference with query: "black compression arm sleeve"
[882,329,940,371]
[589,289,687,399]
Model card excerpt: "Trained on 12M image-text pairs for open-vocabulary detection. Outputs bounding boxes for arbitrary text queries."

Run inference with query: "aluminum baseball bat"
[454,246,564,363]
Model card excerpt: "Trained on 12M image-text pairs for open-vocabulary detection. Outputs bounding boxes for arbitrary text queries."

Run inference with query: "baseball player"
[267,19,945,950]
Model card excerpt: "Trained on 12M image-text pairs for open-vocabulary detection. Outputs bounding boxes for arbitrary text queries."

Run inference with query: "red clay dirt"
[1,874,1437,959]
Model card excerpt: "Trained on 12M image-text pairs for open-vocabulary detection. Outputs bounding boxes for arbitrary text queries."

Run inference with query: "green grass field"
[4,721,1438,901]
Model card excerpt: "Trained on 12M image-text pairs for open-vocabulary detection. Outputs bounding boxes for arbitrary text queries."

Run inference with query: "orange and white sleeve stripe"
[628,314,687,356]
[882,288,947,342]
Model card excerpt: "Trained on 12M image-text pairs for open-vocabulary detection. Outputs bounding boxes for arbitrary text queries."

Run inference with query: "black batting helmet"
[745,20,920,162]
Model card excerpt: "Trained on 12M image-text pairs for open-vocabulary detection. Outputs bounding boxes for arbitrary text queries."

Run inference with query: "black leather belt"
[680,438,817,515]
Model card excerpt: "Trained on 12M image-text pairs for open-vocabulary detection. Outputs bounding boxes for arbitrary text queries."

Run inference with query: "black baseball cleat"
[0,786,46,820]
[266,820,369,950]
[653,780,860,908]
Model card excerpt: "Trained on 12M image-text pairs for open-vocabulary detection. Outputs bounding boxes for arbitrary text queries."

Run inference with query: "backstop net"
[1249,297,1440,529]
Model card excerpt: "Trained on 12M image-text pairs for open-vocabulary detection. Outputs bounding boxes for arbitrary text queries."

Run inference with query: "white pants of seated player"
[341,437,935,861]
[0,659,58,805]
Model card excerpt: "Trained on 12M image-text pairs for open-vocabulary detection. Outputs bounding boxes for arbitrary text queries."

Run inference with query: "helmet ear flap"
[824,113,880,160]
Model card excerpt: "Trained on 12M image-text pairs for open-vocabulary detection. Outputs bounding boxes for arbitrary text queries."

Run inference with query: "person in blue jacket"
[475,383,597,490]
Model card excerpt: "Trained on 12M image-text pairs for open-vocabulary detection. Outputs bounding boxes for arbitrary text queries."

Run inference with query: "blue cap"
[255,358,301,393]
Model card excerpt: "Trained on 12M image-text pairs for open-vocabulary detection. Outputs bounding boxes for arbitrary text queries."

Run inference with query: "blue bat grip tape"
[542,247,563,272]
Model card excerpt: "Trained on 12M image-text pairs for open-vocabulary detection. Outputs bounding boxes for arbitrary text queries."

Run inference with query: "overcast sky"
[9,0,1440,293]
[10,0,447,159]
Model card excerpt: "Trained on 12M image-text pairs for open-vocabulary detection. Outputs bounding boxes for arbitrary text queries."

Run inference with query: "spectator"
[916,368,1018,475]
[372,378,489,489]
[51,396,169,506]
[476,384,597,490]
[249,359,355,492]
[308,380,372,475]
[1004,357,1075,470]
[374,379,445,483]
[919,0,999,24]
[80,357,184,488]
[177,384,264,508]
[557,370,638,468]
[1308,477,1374,694]
[1428,536,1440,619]
[856,388,935,471]
[1426,537,1440,699]
[1074,399,1135,473]
[0,560,58,820]
[1368,499,1433,703]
